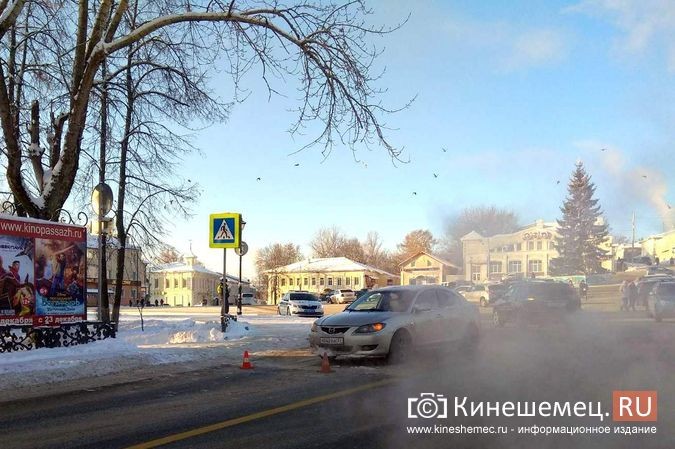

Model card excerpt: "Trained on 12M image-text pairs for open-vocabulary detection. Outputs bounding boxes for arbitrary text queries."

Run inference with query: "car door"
[435,288,465,342]
[279,294,288,313]
[411,289,442,345]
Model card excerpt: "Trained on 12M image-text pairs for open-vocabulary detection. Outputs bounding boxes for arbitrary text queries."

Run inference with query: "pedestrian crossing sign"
[209,212,241,248]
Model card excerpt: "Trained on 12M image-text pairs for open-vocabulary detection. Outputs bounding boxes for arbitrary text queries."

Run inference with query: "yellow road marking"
[126,378,395,449]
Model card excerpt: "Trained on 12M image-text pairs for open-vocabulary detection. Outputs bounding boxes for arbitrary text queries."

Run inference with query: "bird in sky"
[441,147,447,153]
[642,175,648,179]
[433,173,438,178]
[294,163,300,167]
[601,148,607,152]
[668,204,672,210]
[412,191,417,196]
[256,177,261,181]
[556,180,560,185]
[187,179,191,182]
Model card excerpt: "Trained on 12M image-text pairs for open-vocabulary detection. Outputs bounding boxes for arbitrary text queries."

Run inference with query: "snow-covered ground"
[0,309,316,401]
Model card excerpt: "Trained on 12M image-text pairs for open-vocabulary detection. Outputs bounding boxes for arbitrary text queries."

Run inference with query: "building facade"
[399,251,461,285]
[640,229,675,264]
[461,220,560,282]
[86,235,146,307]
[148,255,252,306]
[265,257,399,304]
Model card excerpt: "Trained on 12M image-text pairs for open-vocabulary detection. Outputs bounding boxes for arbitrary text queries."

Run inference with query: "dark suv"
[492,280,580,326]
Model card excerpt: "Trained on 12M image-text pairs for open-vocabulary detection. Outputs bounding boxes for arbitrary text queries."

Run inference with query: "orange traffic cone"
[318,352,333,373]
[240,350,253,370]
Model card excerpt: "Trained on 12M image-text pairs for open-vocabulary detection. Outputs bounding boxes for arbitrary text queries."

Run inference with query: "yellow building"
[399,251,461,285]
[265,257,399,304]
[640,229,675,264]
[461,220,560,282]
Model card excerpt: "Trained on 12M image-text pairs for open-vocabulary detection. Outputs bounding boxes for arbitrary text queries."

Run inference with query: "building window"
[529,259,543,273]
[174,279,178,288]
[508,260,522,273]
[281,278,286,287]
[536,241,542,251]
[303,278,308,286]
[527,241,534,251]
[516,243,522,251]
[296,278,300,287]
[165,279,169,288]
[182,279,187,288]
[320,278,325,286]
[311,277,316,286]
[187,278,192,289]
[154,279,159,288]
[289,278,294,286]
[131,289,137,299]
[489,262,502,274]
[337,278,342,286]
[328,277,333,286]
[471,264,481,282]
[346,277,350,285]
[354,277,359,286]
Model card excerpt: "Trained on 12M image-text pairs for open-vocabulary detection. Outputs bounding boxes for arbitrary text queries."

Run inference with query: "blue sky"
[167,0,675,277]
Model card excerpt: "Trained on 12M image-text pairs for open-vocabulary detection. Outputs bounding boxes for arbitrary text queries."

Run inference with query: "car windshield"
[289,293,319,302]
[339,289,353,293]
[346,290,414,312]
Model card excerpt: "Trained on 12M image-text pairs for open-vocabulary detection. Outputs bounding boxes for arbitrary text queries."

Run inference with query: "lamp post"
[235,219,248,315]
[91,183,114,322]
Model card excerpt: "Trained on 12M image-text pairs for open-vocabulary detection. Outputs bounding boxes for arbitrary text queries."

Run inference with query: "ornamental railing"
[0,321,116,353]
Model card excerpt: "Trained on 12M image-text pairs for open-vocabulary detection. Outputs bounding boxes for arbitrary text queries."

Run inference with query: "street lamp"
[235,219,248,315]
[91,183,114,322]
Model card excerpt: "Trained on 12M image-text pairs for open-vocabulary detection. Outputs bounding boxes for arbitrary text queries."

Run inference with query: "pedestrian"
[628,280,638,311]
[579,279,588,301]
[620,280,629,311]
[655,256,660,266]
[160,298,164,306]
[128,299,132,307]
[154,299,159,306]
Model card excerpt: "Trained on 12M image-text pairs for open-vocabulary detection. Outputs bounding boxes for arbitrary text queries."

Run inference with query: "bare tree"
[396,229,435,262]
[362,231,386,266]
[156,246,182,264]
[254,242,302,303]
[310,226,347,258]
[0,1,406,219]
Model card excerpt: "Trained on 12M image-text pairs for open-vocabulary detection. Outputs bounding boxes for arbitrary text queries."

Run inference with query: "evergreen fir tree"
[551,162,610,275]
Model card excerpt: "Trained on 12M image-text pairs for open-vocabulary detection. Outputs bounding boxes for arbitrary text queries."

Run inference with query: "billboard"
[0,214,86,326]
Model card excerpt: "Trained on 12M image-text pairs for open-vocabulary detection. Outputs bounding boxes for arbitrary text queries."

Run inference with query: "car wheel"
[480,297,488,308]
[387,330,412,364]
[493,310,504,327]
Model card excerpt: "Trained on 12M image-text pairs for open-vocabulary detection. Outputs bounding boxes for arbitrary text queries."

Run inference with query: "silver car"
[647,281,675,322]
[309,285,480,362]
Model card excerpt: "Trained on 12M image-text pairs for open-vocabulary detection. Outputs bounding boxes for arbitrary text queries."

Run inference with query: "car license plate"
[320,337,344,345]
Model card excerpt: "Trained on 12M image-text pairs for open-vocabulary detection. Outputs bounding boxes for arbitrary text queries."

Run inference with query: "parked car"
[647,281,675,322]
[459,284,490,307]
[492,280,580,326]
[309,285,480,362]
[637,274,674,310]
[486,283,509,304]
[354,288,370,299]
[241,292,256,305]
[647,266,674,276]
[278,291,324,317]
[329,289,356,304]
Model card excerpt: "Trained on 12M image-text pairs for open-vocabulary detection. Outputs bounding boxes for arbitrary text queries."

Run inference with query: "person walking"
[620,280,629,311]
[628,280,638,311]
[579,279,588,301]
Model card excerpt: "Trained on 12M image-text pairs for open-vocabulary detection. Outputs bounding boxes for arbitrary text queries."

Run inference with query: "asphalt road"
[2,303,674,449]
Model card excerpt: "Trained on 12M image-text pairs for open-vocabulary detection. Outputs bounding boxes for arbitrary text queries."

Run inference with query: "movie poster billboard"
[0,214,86,326]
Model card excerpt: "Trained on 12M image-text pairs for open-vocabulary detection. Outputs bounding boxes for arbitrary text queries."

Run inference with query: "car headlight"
[354,323,386,334]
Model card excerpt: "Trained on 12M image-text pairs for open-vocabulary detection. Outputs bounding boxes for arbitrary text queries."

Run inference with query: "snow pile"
[0,311,315,400]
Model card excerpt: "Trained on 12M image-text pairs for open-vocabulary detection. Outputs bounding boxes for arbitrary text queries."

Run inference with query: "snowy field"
[0,309,316,400]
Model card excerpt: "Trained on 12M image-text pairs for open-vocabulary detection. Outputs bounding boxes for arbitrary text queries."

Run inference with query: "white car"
[278,291,324,317]
[459,284,490,307]
[309,286,480,362]
[241,293,256,305]
[329,289,356,304]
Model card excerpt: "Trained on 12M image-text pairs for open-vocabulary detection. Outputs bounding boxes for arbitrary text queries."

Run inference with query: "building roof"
[460,231,483,241]
[149,259,249,284]
[460,220,558,241]
[266,257,398,278]
[398,251,459,269]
